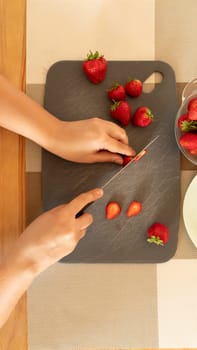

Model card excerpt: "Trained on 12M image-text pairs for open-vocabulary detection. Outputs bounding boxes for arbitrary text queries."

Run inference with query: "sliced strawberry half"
[106,201,121,220]
[126,201,142,217]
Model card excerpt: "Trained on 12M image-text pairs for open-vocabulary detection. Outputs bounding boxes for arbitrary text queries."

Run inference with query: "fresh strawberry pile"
[82,51,169,246]
[108,80,154,128]
[178,97,197,156]
[83,50,154,128]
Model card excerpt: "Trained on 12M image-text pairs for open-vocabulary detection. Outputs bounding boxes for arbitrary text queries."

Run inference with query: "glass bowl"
[175,78,197,166]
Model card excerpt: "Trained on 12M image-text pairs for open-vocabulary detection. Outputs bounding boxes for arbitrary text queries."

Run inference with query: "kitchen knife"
[102,135,160,190]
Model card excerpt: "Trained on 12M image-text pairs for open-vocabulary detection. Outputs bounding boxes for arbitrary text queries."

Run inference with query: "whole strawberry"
[110,100,131,126]
[179,132,197,150]
[133,106,154,127]
[106,201,121,220]
[188,97,197,111]
[125,79,143,97]
[188,109,197,121]
[189,148,197,155]
[108,83,126,101]
[178,114,188,129]
[147,223,169,246]
[83,50,107,84]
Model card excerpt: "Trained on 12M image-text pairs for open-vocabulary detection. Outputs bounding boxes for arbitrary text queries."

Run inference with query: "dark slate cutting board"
[42,60,180,263]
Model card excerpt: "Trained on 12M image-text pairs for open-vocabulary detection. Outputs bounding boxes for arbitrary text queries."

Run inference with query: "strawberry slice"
[122,155,132,166]
[147,223,169,246]
[106,201,121,220]
[126,201,142,217]
[82,50,107,84]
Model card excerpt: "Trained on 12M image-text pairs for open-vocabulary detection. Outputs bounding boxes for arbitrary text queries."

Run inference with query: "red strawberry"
[188,109,197,121]
[189,148,197,155]
[106,201,121,220]
[188,98,197,111]
[147,223,169,246]
[126,201,142,217]
[178,114,188,129]
[82,50,107,84]
[179,132,197,150]
[133,106,154,127]
[122,155,132,166]
[125,79,142,97]
[108,83,126,101]
[110,101,131,126]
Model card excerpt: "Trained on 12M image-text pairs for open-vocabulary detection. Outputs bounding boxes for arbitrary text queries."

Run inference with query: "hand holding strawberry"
[83,51,107,84]
[51,118,135,164]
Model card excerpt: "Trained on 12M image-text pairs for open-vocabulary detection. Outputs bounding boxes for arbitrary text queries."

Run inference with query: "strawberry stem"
[86,50,102,60]
[181,120,197,132]
[147,110,154,119]
[111,100,120,111]
[147,235,164,246]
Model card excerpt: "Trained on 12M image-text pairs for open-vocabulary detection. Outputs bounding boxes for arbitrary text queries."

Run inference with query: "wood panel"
[0,0,27,349]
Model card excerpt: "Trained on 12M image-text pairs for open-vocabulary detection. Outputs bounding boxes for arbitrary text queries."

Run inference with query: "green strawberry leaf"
[181,120,197,132]
[87,50,102,60]
[147,235,164,246]
[147,110,154,119]
[111,100,120,111]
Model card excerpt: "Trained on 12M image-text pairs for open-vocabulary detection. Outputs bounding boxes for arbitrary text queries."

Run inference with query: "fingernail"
[114,157,123,165]
[96,188,104,197]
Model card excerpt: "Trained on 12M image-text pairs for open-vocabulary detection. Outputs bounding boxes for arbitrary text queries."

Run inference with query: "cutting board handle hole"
[143,71,163,94]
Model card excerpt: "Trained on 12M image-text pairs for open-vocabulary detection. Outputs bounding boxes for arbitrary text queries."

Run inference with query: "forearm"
[0,252,35,328]
[0,75,59,149]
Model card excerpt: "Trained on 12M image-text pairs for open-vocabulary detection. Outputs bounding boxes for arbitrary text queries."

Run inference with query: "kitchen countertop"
[1,0,197,349]
[0,0,27,349]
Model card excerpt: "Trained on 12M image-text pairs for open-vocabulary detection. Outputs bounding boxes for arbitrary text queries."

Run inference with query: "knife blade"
[102,135,160,189]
